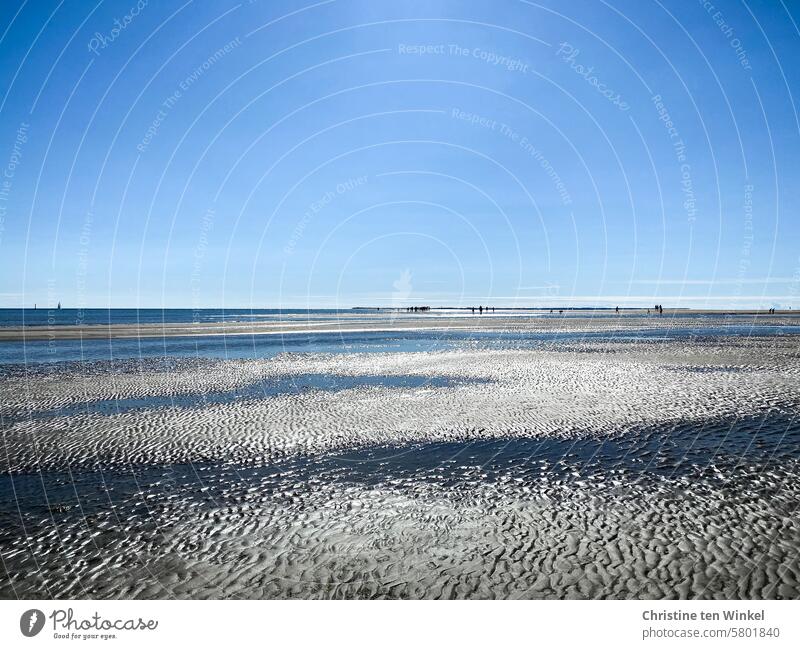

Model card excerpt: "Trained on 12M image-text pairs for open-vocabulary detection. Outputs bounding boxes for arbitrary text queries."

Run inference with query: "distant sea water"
[0,308,793,366]
[0,308,371,328]
[0,306,779,328]
[0,306,656,329]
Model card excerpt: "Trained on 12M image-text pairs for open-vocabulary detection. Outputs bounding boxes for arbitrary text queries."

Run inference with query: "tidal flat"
[1,316,799,599]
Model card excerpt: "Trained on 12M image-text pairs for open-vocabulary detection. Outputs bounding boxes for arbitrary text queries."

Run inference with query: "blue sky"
[0,0,798,308]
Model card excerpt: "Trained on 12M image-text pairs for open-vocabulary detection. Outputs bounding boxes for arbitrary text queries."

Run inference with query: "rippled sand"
[0,311,796,341]
[1,334,799,598]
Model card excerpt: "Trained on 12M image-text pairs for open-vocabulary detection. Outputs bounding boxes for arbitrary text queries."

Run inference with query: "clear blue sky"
[0,0,798,308]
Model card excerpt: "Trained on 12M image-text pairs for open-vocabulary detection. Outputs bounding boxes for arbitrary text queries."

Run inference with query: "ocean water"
[0,308,794,365]
[0,306,773,328]
[0,307,368,327]
[0,325,795,366]
[6,373,488,423]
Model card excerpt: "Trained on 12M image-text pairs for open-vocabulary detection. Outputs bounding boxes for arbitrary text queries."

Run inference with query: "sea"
[0,307,792,366]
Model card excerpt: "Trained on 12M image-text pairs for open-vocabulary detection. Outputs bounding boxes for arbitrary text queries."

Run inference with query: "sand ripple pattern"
[1,463,798,599]
[1,338,799,472]
[1,336,799,599]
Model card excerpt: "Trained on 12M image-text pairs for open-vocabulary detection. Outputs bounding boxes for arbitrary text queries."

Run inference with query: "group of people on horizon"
[397,305,680,315]
[402,306,498,313]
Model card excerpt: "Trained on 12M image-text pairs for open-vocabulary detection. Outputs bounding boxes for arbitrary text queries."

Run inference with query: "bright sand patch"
[2,338,799,472]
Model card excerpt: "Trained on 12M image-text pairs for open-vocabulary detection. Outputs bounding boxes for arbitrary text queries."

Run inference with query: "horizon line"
[0,305,795,311]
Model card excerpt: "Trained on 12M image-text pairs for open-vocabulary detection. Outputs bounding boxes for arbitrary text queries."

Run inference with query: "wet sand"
[1,310,797,341]
[1,328,799,599]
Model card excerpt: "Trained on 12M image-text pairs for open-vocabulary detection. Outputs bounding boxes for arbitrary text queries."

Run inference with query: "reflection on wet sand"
[1,328,799,598]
